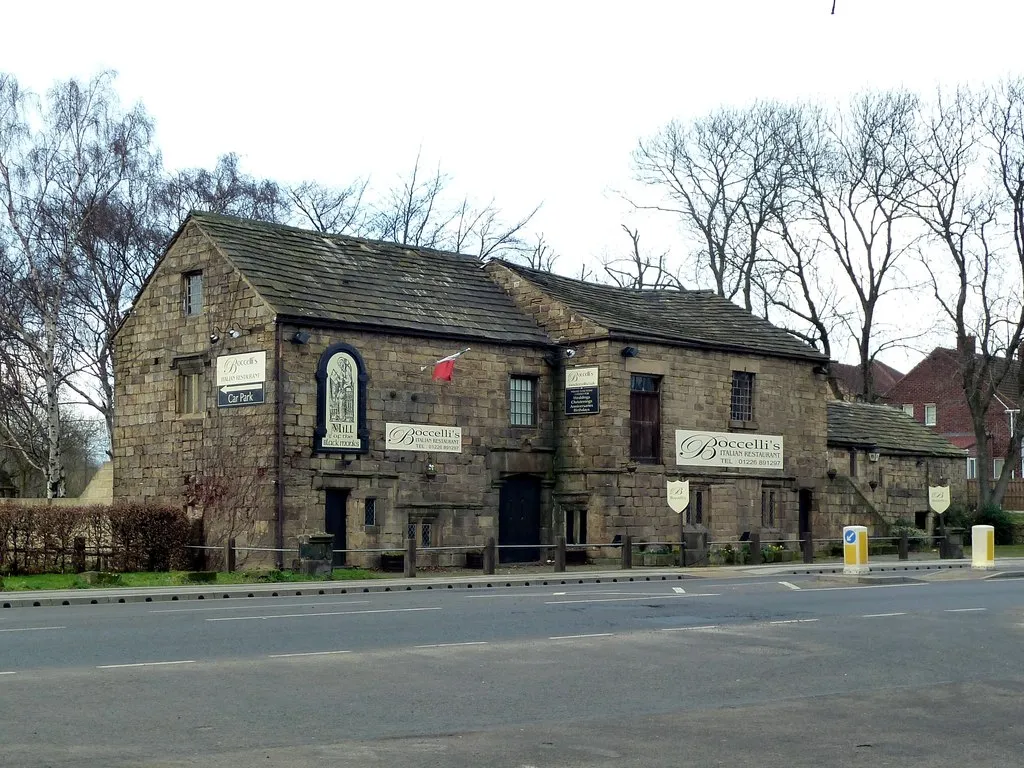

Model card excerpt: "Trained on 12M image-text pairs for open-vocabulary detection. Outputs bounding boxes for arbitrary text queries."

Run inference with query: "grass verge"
[0,568,384,591]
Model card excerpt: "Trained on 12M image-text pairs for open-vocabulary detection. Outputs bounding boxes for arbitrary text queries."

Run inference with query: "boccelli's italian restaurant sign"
[675,430,784,470]
[385,423,463,453]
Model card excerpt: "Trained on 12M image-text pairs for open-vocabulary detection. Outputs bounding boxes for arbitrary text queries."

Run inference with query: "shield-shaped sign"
[667,480,690,513]
[928,485,951,514]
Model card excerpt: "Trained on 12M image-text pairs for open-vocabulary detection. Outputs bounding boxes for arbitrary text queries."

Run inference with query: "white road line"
[672,587,686,594]
[0,671,16,675]
[660,625,719,632]
[0,626,65,633]
[549,633,613,640]
[207,606,442,622]
[545,594,720,605]
[413,641,489,649]
[268,650,352,658]
[779,581,801,591]
[945,607,987,613]
[809,583,928,593]
[552,592,567,596]
[151,600,371,614]
[863,612,907,618]
[769,618,819,625]
[97,660,196,669]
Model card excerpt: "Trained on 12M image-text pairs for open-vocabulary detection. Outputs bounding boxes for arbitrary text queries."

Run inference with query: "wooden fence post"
[404,536,417,578]
[483,537,496,575]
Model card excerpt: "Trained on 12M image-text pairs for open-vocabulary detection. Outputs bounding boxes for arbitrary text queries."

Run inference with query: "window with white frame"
[902,404,914,417]
[966,457,977,480]
[994,457,1005,479]
[924,403,937,426]
[182,271,203,316]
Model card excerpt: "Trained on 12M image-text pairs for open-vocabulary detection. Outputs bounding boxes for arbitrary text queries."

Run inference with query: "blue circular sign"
[844,529,857,544]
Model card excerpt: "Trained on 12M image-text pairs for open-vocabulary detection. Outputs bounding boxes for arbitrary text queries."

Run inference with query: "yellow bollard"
[971,525,995,570]
[843,525,869,575]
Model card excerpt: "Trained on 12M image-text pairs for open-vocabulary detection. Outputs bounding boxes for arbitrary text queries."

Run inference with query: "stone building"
[822,400,967,538]
[113,213,834,566]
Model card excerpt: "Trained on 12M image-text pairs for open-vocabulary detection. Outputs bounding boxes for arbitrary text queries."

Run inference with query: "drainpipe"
[274,320,285,569]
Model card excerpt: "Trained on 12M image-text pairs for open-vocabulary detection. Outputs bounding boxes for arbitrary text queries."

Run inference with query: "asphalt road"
[2,573,1023,767]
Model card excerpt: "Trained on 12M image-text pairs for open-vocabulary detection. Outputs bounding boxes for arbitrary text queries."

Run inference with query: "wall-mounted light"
[868,446,880,462]
[209,333,220,344]
[869,480,878,491]
[621,346,640,358]
[228,328,242,339]
[812,364,829,376]
[564,347,577,359]
[826,468,837,480]
[291,331,311,345]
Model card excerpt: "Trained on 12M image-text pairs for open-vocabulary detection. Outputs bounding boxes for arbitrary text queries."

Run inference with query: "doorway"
[798,488,813,538]
[498,474,542,563]
[325,489,349,567]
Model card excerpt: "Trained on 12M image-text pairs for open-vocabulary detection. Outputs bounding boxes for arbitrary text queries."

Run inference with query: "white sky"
[5,0,1023,371]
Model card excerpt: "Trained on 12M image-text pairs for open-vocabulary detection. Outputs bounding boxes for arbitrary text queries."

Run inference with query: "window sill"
[729,420,759,431]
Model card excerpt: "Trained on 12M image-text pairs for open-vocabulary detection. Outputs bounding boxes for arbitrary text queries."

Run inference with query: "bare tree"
[602,225,682,289]
[288,177,370,235]
[907,84,1024,507]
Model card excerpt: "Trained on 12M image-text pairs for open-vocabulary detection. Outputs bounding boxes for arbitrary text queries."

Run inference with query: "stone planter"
[380,553,405,572]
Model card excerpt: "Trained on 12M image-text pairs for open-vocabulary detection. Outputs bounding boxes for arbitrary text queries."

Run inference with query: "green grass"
[0,567,383,591]
[969,544,1024,557]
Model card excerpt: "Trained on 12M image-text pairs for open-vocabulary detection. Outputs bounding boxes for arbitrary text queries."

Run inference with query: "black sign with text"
[565,386,600,415]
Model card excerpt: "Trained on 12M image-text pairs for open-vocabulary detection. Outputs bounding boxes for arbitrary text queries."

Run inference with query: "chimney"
[957,335,976,355]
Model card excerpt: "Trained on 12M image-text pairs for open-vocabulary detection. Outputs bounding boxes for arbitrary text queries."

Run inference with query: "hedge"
[0,501,191,575]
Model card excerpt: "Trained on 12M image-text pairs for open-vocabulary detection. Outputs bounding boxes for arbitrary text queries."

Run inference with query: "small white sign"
[667,480,690,513]
[675,430,784,470]
[565,366,599,389]
[386,423,463,453]
[216,351,266,387]
[928,485,951,514]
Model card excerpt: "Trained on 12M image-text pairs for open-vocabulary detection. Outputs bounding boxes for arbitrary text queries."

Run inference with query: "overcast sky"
[5,0,1024,370]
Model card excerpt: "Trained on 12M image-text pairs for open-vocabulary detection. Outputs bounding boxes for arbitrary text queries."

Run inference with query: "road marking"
[545,594,719,605]
[769,618,819,625]
[672,587,686,594]
[660,625,719,632]
[0,671,15,675]
[863,612,907,618]
[151,600,371,614]
[779,581,801,591]
[207,606,442,622]
[414,641,489,649]
[549,633,613,640]
[0,626,65,633]
[945,608,987,613]
[808,583,928,593]
[97,660,196,669]
[268,650,352,658]
[552,592,567,596]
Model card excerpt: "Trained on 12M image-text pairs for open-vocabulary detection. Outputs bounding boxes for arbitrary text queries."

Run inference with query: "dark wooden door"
[799,488,812,537]
[499,475,542,563]
[325,489,348,566]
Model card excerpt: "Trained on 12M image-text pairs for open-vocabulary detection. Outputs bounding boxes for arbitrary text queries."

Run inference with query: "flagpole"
[420,347,471,371]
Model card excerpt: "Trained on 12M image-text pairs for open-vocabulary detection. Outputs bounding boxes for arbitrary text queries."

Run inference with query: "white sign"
[565,366,599,389]
[322,350,360,450]
[928,485,951,514]
[667,480,690,513]
[675,430,784,470]
[386,423,463,453]
[216,351,266,387]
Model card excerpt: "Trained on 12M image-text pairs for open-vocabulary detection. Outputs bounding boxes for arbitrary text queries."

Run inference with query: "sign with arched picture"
[315,342,369,454]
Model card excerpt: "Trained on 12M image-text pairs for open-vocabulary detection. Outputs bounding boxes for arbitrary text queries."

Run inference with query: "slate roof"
[188,212,552,345]
[827,401,967,457]
[831,361,904,398]
[495,262,827,362]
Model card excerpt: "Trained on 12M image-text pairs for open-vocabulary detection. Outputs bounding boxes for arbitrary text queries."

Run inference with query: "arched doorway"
[498,474,542,563]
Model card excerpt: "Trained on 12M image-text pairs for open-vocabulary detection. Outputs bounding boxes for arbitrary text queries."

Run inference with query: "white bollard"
[971,524,995,570]
[842,525,869,575]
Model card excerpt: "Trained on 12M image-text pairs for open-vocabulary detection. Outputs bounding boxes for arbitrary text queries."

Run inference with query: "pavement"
[2,567,1023,767]
[3,555,1024,609]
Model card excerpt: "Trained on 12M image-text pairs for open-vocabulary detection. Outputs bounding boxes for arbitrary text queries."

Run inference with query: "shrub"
[973,503,1015,545]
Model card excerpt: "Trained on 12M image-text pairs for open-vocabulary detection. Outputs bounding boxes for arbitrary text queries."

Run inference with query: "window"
[761,489,777,528]
[902,404,914,417]
[849,449,858,477]
[363,498,376,527]
[686,488,708,527]
[420,520,432,548]
[183,271,203,316]
[966,457,977,480]
[924,404,937,426]
[178,370,204,415]
[510,376,536,426]
[407,518,435,548]
[730,371,755,422]
[566,507,587,544]
[630,375,661,462]
[994,457,1005,479]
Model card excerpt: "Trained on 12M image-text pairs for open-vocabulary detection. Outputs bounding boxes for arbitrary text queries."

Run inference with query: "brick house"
[829,361,903,402]
[883,340,1023,482]
[824,400,967,536]
[113,213,839,566]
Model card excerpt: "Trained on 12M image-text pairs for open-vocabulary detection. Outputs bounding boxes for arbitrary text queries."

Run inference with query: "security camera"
[564,348,577,359]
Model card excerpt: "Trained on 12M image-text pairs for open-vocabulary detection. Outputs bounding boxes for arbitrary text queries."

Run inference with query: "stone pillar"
[554,536,566,572]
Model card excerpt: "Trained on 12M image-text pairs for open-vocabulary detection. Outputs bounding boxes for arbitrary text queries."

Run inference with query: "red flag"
[432,359,456,381]
[422,348,470,381]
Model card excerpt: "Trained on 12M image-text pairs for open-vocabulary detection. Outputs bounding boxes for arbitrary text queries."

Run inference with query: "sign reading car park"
[216,351,266,408]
